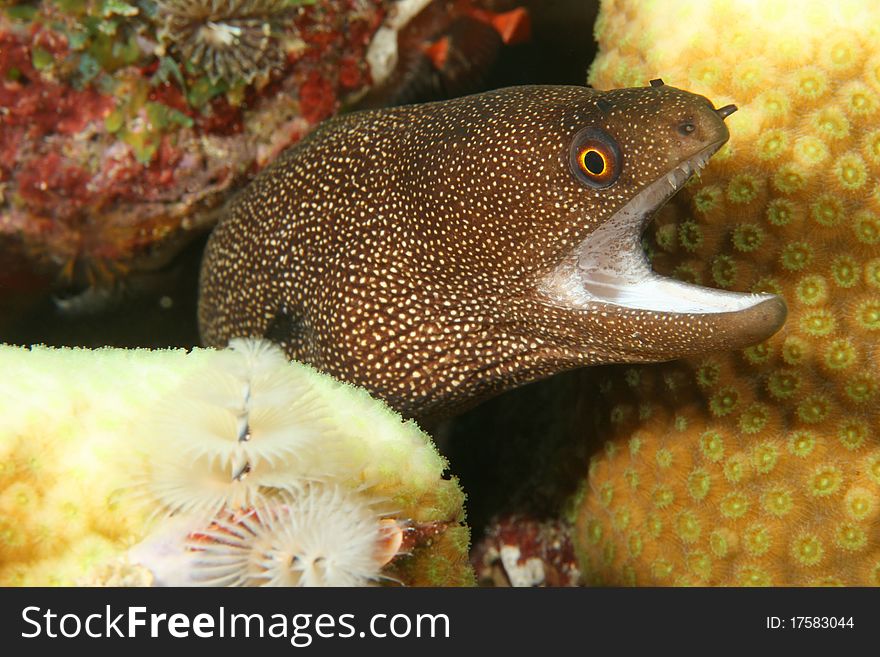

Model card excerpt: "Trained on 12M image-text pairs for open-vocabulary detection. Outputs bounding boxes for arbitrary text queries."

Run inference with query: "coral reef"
[572,0,880,585]
[0,340,472,586]
[473,514,580,586]
[0,0,388,302]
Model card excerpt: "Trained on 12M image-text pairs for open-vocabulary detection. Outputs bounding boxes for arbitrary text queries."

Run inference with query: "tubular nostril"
[715,104,738,120]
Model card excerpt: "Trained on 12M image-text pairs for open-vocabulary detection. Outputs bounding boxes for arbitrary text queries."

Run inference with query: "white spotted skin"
[199,85,786,421]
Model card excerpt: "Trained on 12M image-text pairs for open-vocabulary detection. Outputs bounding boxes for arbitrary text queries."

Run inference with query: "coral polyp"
[156,0,299,85]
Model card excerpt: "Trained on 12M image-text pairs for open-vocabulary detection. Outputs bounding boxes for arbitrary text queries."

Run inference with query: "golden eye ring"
[578,147,609,177]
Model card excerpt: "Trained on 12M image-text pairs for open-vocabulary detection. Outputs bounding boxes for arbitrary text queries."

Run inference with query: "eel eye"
[569,127,622,188]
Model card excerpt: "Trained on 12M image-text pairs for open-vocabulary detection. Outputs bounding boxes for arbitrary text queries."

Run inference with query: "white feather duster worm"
[140,339,363,520]
[188,483,402,587]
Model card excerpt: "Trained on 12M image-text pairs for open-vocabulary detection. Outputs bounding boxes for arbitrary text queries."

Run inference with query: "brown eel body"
[198,83,786,421]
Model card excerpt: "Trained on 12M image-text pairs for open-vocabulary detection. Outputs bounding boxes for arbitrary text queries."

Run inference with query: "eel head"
[528,82,786,367]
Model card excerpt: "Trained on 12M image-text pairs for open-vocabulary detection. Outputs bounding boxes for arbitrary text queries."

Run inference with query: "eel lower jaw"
[539,139,788,352]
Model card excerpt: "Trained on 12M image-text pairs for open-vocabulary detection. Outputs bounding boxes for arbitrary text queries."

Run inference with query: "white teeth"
[667,164,691,190]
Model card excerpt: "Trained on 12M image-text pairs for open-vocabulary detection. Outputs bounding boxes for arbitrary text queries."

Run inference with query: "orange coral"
[573,0,880,585]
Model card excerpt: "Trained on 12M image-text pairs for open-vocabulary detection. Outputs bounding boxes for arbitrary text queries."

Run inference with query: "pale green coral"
[0,343,471,586]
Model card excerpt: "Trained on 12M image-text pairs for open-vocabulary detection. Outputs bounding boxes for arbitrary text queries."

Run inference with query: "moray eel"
[198,82,787,421]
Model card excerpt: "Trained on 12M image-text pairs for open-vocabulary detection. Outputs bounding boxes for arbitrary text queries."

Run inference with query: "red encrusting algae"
[0,1,390,294]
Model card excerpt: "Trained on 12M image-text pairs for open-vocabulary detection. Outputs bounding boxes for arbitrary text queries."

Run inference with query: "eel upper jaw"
[540,138,784,328]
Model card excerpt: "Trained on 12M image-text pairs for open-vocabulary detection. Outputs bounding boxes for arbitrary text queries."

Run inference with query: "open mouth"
[542,139,776,316]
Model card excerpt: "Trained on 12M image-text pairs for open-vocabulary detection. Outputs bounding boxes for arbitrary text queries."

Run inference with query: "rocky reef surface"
[0,0,387,313]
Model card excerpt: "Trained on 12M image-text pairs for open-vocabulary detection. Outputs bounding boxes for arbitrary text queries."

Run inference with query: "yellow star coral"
[573,0,880,585]
[0,342,471,586]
